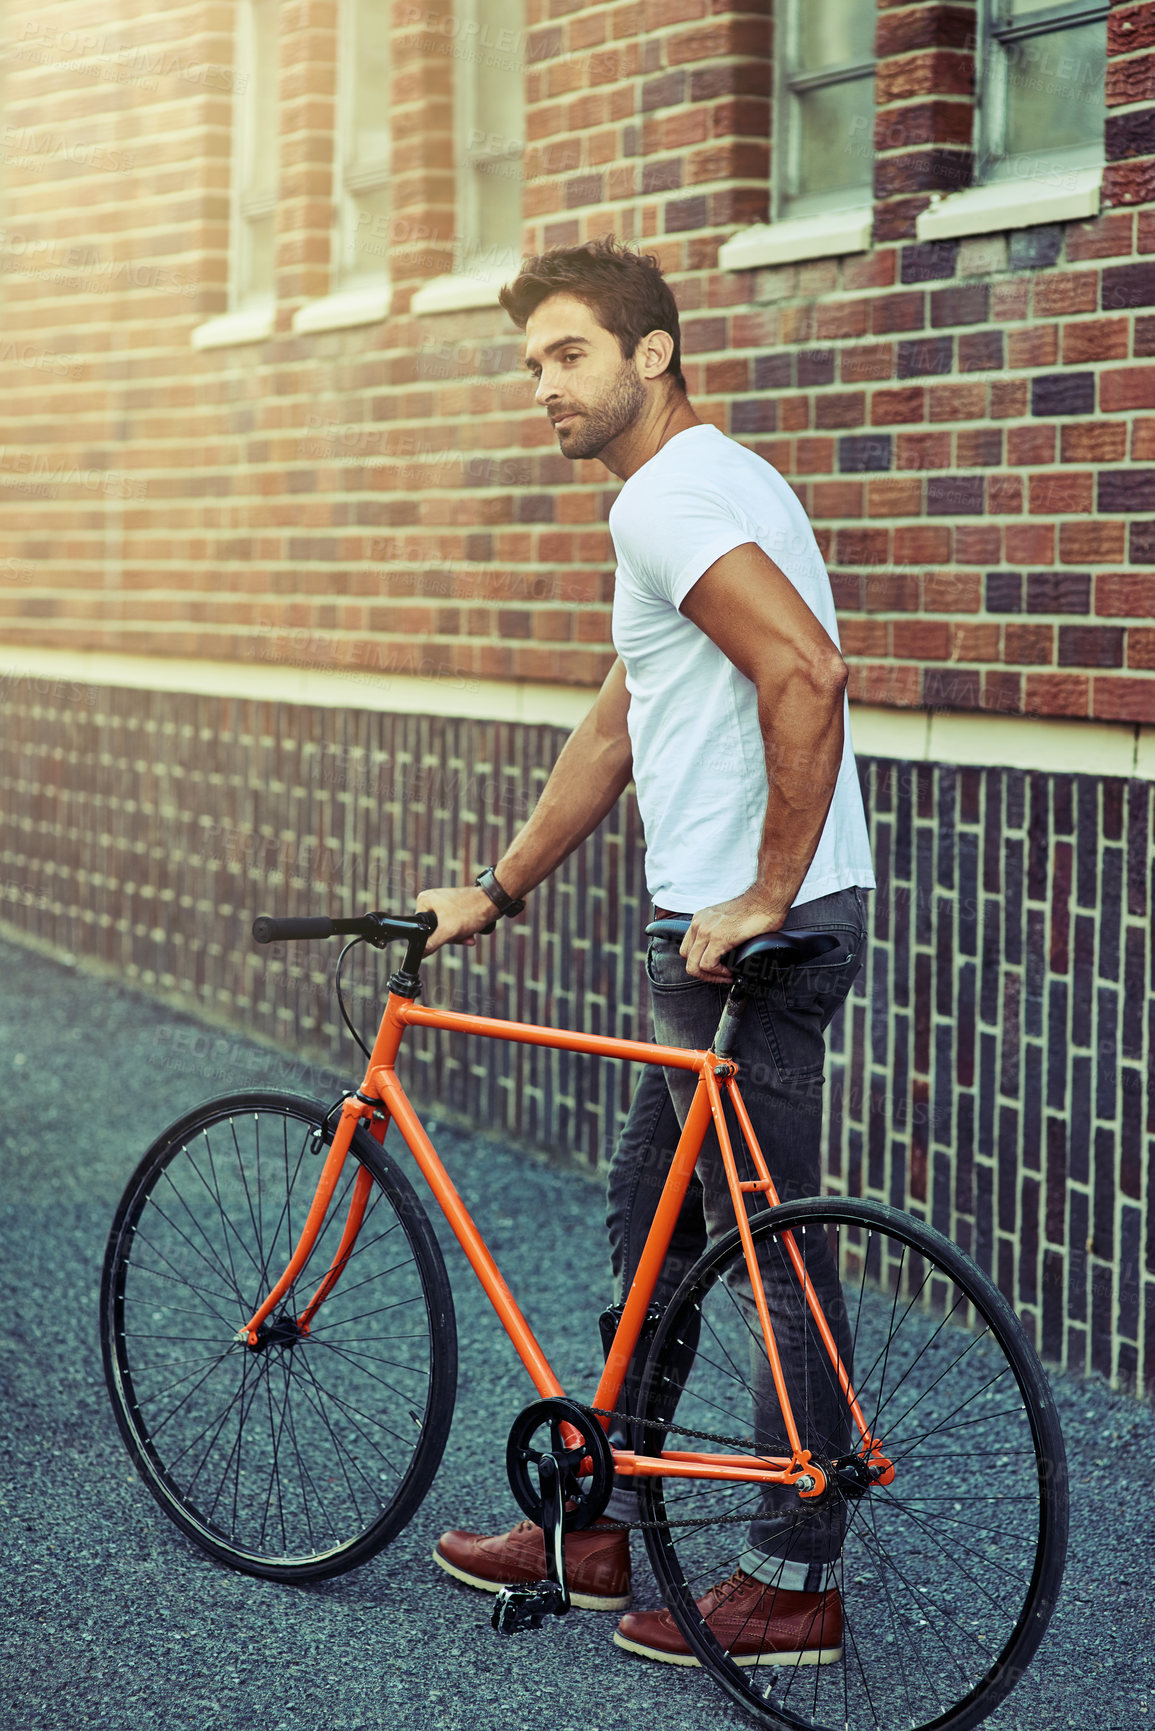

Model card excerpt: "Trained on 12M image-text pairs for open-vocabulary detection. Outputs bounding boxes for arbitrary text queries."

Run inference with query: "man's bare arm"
[416,657,633,951]
[677,541,848,979]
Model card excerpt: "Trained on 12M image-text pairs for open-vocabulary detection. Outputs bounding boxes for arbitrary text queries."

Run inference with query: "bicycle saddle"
[644,917,841,982]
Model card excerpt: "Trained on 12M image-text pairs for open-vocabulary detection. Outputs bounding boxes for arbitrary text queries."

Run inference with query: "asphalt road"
[2,931,1153,1731]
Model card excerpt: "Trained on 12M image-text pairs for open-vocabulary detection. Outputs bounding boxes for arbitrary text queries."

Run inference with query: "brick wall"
[0,1,1153,721]
[1,679,1151,1393]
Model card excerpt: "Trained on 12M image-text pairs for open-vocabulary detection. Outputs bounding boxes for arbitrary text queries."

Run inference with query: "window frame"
[975,0,1109,185]
[772,0,876,222]
[230,0,279,313]
[330,0,392,294]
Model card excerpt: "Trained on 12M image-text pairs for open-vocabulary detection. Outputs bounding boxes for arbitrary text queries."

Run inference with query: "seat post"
[711,982,750,1059]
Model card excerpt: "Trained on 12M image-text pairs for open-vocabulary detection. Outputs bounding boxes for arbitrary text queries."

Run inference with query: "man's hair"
[499,237,686,393]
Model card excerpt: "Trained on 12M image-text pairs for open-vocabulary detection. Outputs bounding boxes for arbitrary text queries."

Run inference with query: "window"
[977,0,1107,181]
[233,0,280,309]
[332,0,392,289]
[456,0,525,277]
[411,0,525,314]
[775,0,875,218]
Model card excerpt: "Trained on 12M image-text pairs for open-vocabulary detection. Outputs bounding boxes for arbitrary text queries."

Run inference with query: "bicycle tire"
[100,1089,457,1582]
[631,1197,1067,1731]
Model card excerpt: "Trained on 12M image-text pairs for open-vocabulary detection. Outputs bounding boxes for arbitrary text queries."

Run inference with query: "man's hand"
[680,887,789,982]
[415,885,499,954]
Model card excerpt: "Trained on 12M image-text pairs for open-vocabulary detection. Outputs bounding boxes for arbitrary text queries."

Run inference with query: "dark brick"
[1008,225,1063,271]
[642,158,682,194]
[897,335,953,378]
[1127,781,1150,918]
[731,398,777,433]
[665,195,708,233]
[1097,987,1119,1123]
[1031,373,1095,416]
[1122,1069,1144,1203]
[1025,571,1091,614]
[958,329,1004,371]
[1076,781,1099,911]
[1130,521,1155,563]
[927,474,984,514]
[641,71,685,112]
[924,667,982,709]
[753,352,793,390]
[1106,108,1155,162]
[565,173,604,208]
[1098,469,1155,512]
[839,434,893,472]
[1058,626,1125,667]
[1102,262,1155,311]
[797,348,835,387]
[515,494,554,523]
[900,240,959,284]
[929,284,990,327]
[1047,980,1068,1107]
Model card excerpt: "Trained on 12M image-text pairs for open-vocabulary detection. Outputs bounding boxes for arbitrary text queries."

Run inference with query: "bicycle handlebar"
[252,911,437,948]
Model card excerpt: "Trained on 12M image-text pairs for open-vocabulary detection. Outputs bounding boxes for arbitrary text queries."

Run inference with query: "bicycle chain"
[585,1403,823,1534]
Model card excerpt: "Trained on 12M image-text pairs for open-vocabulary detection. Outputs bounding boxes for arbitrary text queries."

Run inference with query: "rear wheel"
[635,1197,1067,1731]
[100,1090,457,1581]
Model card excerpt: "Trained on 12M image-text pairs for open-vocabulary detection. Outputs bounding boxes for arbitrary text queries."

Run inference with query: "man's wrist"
[475,866,527,919]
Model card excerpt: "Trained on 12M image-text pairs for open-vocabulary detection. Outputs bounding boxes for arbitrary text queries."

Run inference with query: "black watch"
[475,867,526,920]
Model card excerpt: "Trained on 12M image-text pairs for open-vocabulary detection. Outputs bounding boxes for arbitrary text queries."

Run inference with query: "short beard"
[556,360,646,460]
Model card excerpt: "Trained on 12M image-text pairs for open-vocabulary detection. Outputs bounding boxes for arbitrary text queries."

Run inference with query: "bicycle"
[100,908,1068,1731]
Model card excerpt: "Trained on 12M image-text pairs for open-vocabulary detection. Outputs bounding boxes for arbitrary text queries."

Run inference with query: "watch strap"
[475,867,526,920]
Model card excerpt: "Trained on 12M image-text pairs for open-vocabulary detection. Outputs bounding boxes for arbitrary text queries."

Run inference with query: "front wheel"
[100,1090,457,1581]
[634,1197,1068,1731]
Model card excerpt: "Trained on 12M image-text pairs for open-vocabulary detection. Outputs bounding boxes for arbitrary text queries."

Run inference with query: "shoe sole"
[613,1630,843,1669]
[433,1546,631,1612]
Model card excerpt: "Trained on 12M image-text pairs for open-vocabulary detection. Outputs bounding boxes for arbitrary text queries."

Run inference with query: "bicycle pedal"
[491,1580,569,1633]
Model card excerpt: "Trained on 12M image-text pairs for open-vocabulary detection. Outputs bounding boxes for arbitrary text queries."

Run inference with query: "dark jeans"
[604,887,867,1586]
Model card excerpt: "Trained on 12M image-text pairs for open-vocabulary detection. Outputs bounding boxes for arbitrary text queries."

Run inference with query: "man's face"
[523,292,645,461]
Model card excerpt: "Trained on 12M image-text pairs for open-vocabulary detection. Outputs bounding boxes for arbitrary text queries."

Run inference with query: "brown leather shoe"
[614,1571,842,1668]
[434,1516,631,1611]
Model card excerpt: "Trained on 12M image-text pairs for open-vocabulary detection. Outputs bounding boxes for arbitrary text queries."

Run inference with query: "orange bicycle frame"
[236,986,891,1494]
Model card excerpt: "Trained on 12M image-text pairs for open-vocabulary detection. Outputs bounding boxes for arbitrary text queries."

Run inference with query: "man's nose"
[534,371,558,406]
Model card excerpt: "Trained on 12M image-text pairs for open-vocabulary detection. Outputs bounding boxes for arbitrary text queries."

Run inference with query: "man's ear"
[638,328,675,380]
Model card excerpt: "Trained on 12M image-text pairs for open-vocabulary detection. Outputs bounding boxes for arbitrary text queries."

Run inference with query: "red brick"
[1059,521,1128,564]
[871,291,927,335]
[955,525,1002,563]
[956,428,1003,467]
[815,300,870,341]
[1135,419,1155,458]
[793,436,835,471]
[843,250,897,290]
[1028,472,1094,515]
[952,621,1001,662]
[896,430,953,469]
[875,49,973,104]
[894,524,952,564]
[1005,523,1056,565]
[861,571,921,611]
[1033,273,1100,316]
[835,527,891,565]
[1092,676,1155,722]
[1101,366,1155,410]
[867,477,924,517]
[848,662,924,706]
[893,620,951,659]
[1097,574,1155,618]
[815,393,868,429]
[1061,422,1129,462]
[1006,624,1056,665]
[1061,317,1130,363]
[871,386,926,424]
[1008,425,1056,466]
[811,480,866,517]
[1007,325,1058,368]
[927,382,988,421]
[1065,212,1136,260]
[841,343,895,382]
[1108,6,1155,55]
[839,618,889,657]
[924,570,981,612]
[1025,672,1091,716]
[990,380,1030,419]
[1127,628,1155,668]
[1101,158,1155,207]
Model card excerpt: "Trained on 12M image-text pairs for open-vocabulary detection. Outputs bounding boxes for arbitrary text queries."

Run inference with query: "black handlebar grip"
[252,915,334,944]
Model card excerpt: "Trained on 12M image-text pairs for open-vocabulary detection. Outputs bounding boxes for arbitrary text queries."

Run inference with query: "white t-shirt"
[609,423,875,912]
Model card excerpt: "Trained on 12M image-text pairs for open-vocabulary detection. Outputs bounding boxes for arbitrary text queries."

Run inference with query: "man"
[415,237,875,1666]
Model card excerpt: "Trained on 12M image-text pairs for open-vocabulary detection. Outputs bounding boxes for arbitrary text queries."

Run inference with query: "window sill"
[915,166,1102,242]
[410,270,513,315]
[718,207,873,272]
[291,284,392,334]
[191,304,275,350]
